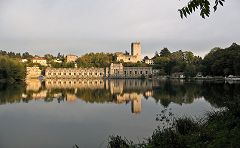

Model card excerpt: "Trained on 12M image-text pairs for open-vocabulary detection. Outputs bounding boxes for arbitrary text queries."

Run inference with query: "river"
[0,79,238,148]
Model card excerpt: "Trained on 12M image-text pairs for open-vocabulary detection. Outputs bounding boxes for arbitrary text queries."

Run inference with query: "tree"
[154,49,202,76]
[0,55,25,81]
[179,0,226,18]
[76,52,115,68]
[143,56,149,60]
[22,52,33,59]
[160,48,171,57]
[201,43,240,76]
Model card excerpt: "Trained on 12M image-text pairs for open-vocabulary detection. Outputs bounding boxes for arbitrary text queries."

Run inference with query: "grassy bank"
[108,108,240,148]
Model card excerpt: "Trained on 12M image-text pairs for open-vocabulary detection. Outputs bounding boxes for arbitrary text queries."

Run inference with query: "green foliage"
[179,0,226,19]
[44,54,55,63]
[0,50,22,59]
[160,48,171,57]
[109,109,240,148]
[76,52,115,68]
[51,61,75,68]
[108,136,134,148]
[22,52,33,59]
[154,49,202,76]
[175,118,200,135]
[0,55,25,81]
[202,43,240,76]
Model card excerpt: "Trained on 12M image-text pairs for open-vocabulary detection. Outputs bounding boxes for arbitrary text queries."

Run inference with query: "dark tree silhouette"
[180,0,226,18]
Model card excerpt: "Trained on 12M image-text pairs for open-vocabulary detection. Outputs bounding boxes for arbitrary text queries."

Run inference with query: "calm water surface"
[0,79,238,148]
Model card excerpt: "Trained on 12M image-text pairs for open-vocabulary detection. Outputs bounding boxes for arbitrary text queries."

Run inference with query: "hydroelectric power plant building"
[45,63,152,79]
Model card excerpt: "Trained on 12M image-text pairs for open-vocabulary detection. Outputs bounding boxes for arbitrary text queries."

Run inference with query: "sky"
[0,0,239,58]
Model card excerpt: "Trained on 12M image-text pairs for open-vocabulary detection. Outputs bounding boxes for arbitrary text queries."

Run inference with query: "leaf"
[179,10,183,18]
[185,7,190,15]
[183,9,187,17]
[219,1,224,6]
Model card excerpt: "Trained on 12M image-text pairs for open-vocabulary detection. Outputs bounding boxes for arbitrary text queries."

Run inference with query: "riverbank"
[152,76,240,82]
[108,108,240,147]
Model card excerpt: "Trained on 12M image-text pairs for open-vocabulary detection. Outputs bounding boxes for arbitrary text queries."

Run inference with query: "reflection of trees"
[0,82,25,104]
[1,79,240,110]
[152,80,202,107]
[201,82,240,109]
[75,88,113,103]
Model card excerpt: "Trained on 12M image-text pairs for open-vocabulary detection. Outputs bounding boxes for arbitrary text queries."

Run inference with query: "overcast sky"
[0,0,239,57]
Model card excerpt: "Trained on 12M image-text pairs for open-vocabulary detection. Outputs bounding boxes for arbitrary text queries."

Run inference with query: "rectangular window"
[140,71,143,74]
[146,71,148,74]
[130,71,132,74]
[135,71,137,74]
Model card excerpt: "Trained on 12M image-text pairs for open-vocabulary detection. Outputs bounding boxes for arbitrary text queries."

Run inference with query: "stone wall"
[123,67,152,78]
[109,63,152,78]
[45,64,152,79]
[45,68,106,79]
[66,54,78,63]
[116,53,140,63]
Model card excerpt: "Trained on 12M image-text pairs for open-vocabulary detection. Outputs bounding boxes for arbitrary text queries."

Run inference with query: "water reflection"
[0,79,239,148]
[1,79,239,112]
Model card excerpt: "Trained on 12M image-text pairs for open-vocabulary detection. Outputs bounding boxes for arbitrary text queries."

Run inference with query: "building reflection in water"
[23,79,154,113]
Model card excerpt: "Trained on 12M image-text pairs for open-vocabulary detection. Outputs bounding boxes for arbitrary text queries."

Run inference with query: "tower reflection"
[23,79,154,113]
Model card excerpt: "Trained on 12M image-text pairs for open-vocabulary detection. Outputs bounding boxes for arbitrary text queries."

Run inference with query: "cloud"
[0,0,239,57]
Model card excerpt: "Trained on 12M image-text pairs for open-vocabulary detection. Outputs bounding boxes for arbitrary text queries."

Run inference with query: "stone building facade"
[45,63,152,79]
[66,54,78,63]
[32,57,47,66]
[45,67,107,79]
[116,42,142,63]
[109,63,152,78]
[144,59,154,65]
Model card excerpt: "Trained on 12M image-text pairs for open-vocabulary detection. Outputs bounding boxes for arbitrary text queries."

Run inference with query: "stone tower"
[131,42,141,61]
